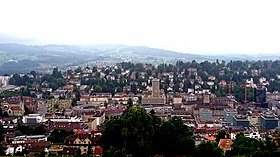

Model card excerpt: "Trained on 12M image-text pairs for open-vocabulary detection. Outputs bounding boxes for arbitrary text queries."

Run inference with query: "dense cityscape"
[0,60,280,156]
[2,0,280,156]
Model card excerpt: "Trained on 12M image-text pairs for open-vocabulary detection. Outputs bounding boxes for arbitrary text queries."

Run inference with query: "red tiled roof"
[94,146,103,155]
[204,135,216,141]
[218,139,233,151]
[75,129,94,135]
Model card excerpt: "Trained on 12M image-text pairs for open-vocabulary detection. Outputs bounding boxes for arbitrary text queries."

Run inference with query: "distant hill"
[0,43,279,74]
[119,46,206,59]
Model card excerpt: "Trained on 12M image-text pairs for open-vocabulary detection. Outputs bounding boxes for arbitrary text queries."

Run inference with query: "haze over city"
[1,0,280,55]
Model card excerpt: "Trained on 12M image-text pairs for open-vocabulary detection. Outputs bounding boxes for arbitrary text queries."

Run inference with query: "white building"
[0,76,10,87]
[22,114,45,124]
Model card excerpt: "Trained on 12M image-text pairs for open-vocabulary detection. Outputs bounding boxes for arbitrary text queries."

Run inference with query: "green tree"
[48,128,72,144]
[74,148,81,157]
[131,83,137,94]
[14,148,29,156]
[159,117,195,156]
[102,107,196,157]
[228,133,277,157]
[16,123,34,135]
[102,118,123,156]
[34,151,45,157]
[216,130,227,143]
[34,124,46,135]
[103,146,123,157]
[52,67,62,78]
[0,123,3,142]
[87,143,92,156]
[122,107,154,157]
[0,123,5,155]
[197,141,223,157]
[127,98,133,109]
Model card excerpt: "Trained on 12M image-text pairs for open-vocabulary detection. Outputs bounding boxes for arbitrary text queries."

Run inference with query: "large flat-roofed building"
[142,78,165,105]
[199,108,213,122]
[261,112,278,130]
[23,114,45,124]
[142,97,165,105]
[224,109,238,125]
[233,115,250,128]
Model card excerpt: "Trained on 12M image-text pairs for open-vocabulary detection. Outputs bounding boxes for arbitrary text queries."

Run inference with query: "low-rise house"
[218,139,233,151]
[65,130,94,154]
[48,145,64,156]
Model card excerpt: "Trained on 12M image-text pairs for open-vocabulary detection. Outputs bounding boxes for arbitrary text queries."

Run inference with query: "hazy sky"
[1,0,280,55]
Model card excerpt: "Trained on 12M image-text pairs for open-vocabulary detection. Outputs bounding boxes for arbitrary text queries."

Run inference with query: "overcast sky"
[0,0,280,55]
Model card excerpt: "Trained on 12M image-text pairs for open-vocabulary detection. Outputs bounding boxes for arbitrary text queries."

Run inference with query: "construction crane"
[220,82,234,96]
[239,83,249,105]
[239,83,266,105]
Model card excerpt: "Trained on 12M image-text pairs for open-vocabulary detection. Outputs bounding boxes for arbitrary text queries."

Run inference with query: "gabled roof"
[218,139,233,151]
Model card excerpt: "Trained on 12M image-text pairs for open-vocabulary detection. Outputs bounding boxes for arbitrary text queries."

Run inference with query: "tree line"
[7,60,280,99]
[101,107,280,157]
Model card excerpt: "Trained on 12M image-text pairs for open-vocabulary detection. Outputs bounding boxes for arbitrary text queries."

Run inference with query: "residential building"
[65,130,94,154]
[218,139,233,151]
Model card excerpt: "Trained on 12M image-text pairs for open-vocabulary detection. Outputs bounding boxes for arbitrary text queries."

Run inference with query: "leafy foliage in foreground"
[101,107,280,157]
[101,107,195,157]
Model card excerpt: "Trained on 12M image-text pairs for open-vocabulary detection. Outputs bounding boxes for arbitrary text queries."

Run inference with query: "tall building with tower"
[142,78,165,105]
[152,79,160,98]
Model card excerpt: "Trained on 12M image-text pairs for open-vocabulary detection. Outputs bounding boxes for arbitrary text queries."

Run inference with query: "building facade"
[224,109,238,125]
[254,87,266,104]
[261,112,278,130]
[199,108,213,122]
[233,115,250,128]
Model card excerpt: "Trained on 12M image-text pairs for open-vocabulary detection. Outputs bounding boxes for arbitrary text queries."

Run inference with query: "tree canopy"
[101,107,195,157]
[227,133,277,157]
[48,128,73,144]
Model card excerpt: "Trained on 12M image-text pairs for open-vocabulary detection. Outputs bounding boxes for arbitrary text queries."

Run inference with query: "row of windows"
[74,141,91,144]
